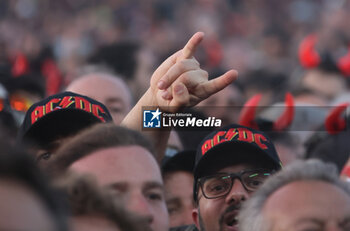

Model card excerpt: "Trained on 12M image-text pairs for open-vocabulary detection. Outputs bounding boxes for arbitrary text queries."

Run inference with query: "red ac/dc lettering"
[31,96,106,124]
[201,128,269,155]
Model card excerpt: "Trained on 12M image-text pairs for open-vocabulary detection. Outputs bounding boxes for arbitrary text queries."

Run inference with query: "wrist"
[139,88,158,107]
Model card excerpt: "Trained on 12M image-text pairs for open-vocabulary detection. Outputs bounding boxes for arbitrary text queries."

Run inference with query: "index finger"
[179,32,204,60]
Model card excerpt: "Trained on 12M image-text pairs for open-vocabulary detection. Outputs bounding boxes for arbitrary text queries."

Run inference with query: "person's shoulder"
[170,224,198,231]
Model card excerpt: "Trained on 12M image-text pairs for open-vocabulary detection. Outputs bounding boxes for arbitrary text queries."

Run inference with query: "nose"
[224,178,249,205]
[127,192,154,224]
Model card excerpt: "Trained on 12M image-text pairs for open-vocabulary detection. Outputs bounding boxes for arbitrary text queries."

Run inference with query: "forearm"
[121,88,170,163]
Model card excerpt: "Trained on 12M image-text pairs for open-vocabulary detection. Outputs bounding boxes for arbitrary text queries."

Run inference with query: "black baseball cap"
[17,91,113,146]
[162,150,196,175]
[193,124,282,201]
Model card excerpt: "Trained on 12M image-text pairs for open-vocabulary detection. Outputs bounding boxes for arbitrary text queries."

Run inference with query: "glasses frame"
[197,168,274,199]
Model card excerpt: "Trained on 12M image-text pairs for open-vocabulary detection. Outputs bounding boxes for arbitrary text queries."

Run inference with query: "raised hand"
[150,32,238,112]
[122,32,238,161]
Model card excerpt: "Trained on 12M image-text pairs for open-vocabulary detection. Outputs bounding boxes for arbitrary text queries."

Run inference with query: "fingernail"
[158,80,166,89]
[174,84,184,95]
[161,90,169,99]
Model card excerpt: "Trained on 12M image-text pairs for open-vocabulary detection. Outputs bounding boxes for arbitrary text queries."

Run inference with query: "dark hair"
[304,129,350,172]
[2,73,46,98]
[55,174,151,231]
[0,111,18,142]
[239,69,288,103]
[176,108,214,150]
[46,123,155,177]
[162,150,196,176]
[0,142,68,231]
[88,41,140,81]
[265,131,300,150]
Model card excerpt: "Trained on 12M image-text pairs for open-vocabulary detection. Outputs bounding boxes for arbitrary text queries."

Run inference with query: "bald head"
[67,73,133,124]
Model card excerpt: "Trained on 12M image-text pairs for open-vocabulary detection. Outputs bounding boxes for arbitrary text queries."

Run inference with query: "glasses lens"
[10,95,32,112]
[241,170,271,191]
[202,175,232,198]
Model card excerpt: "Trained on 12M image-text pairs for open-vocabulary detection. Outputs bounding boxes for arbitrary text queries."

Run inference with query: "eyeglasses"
[10,95,33,112]
[197,169,273,199]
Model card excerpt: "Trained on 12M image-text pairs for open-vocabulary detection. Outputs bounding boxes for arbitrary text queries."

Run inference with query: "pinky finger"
[201,70,238,97]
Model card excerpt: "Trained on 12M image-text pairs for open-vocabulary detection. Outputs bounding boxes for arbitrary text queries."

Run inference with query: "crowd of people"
[1,0,350,231]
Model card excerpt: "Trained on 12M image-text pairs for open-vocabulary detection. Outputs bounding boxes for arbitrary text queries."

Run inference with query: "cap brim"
[22,109,102,147]
[194,141,281,179]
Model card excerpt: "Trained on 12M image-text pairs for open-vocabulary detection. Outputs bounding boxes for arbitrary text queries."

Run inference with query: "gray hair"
[238,159,350,231]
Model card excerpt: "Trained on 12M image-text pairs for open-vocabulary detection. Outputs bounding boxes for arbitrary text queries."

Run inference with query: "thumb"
[169,82,190,111]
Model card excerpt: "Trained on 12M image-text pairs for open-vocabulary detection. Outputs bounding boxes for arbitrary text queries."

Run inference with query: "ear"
[192,208,200,230]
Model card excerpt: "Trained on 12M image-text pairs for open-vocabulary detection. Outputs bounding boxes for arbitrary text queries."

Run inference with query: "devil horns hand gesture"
[149,32,238,112]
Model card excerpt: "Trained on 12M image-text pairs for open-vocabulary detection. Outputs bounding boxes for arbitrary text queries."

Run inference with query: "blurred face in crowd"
[132,47,156,100]
[71,216,120,231]
[67,74,133,124]
[166,131,183,157]
[273,143,298,166]
[69,145,169,231]
[34,136,70,165]
[0,178,56,231]
[164,171,194,227]
[301,69,346,101]
[193,163,273,231]
[262,180,350,231]
[197,84,242,125]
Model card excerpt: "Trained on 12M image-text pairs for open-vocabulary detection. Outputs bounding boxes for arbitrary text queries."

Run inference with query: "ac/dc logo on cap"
[30,96,107,124]
[201,127,269,155]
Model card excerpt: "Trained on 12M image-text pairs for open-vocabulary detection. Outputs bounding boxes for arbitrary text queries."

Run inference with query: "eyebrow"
[296,217,324,226]
[107,182,128,191]
[106,181,164,193]
[166,197,181,205]
[41,138,64,151]
[105,97,124,105]
[143,181,164,191]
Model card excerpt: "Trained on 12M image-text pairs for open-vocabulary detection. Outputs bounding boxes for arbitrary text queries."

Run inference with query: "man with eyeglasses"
[173,124,282,231]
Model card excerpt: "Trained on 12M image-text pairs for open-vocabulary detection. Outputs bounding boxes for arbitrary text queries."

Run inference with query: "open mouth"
[223,211,239,230]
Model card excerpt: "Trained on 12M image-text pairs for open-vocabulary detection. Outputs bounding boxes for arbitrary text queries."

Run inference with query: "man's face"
[0,179,56,231]
[302,69,346,100]
[164,171,194,227]
[194,164,267,231]
[31,136,70,167]
[263,180,350,231]
[69,145,169,231]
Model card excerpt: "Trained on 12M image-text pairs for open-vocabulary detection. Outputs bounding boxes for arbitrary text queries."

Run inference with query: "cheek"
[155,203,170,229]
[169,211,180,220]
[199,199,224,221]
[155,201,169,220]
[111,113,123,125]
